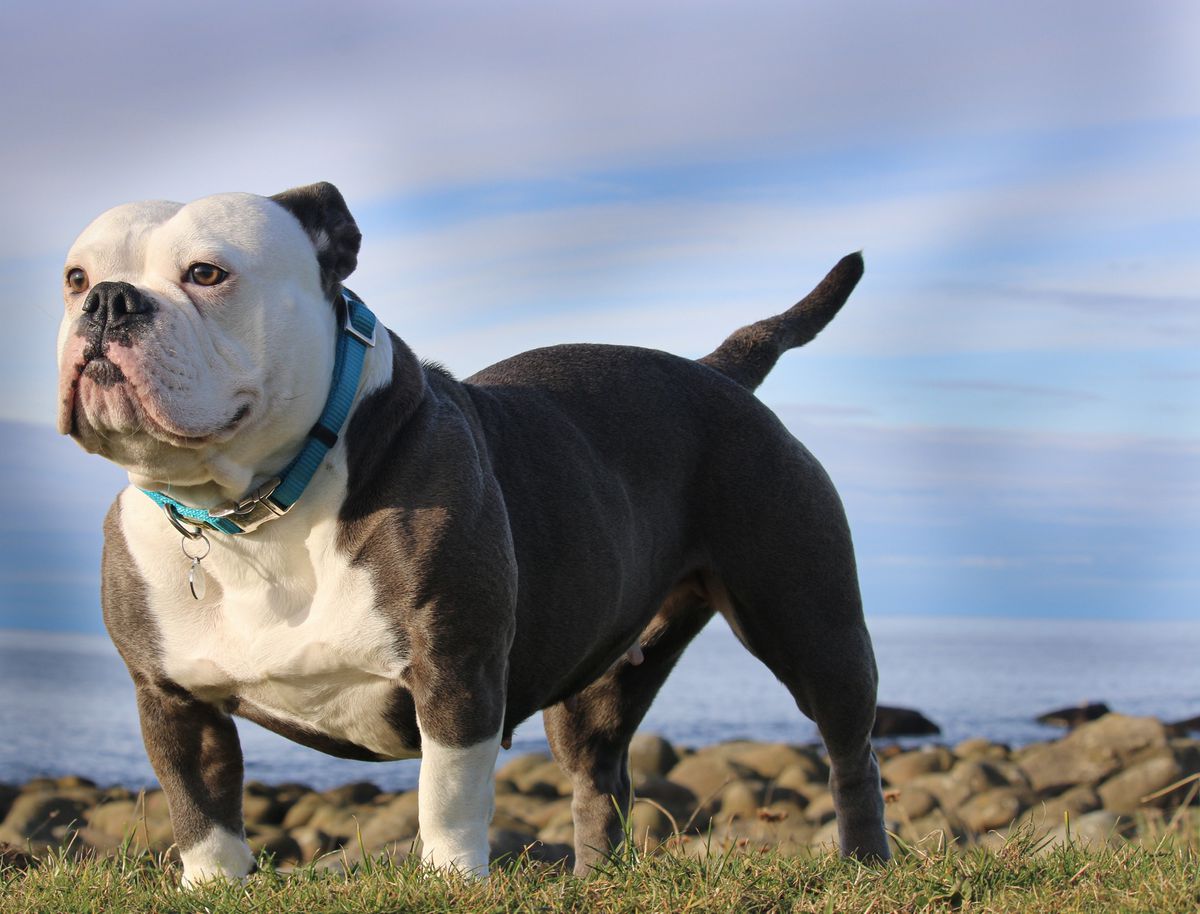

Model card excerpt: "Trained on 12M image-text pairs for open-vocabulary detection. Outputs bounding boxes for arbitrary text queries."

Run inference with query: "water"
[2,616,1198,792]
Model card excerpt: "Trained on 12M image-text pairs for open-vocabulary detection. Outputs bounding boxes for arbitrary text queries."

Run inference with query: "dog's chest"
[120,490,416,759]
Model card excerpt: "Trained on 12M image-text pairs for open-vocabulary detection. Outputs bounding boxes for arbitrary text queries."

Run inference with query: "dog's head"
[56,182,361,495]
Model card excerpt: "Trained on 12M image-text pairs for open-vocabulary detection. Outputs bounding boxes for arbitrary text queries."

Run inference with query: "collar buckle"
[342,293,377,348]
[209,476,289,533]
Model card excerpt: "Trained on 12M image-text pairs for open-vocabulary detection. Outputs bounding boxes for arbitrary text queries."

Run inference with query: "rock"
[634,776,697,822]
[810,819,841,850]
[1017,714,1168,793]
[487,827,540,864]
[716,780,762,822]
[1038,810,1134,852]
[1174,738,1200,772]
[630,801,675,847]
[873,705,940,737]
[888,786,938,820]
[322,781,381,806]
[880,746,954,785]
[306,802,376,840]
[537,820,574,846]
[725,743,822,781]
[242,791,288,826]
[1036,702,1112,729]
[289,825,335,861]
[248,827,304,865]
[522,839,573,867]
[629,733,679,778]
[0,785,16,823]
[493,793,557,830]
[509,759,571,798]
[55,775,97,790]
[495,753,551,783]
[358,792,420,850]
[19,778,59,795]
[910,760,1009,812]
[712,812,815,855]
[953,738,1011,761]
[281,792,327,829]
[1097,751,1184,813]
[771,757,829,792]
[1016,786,1101,834]
[901,808,967,849]
[1169,714,1200,735]
[85,799,138,837]
[76,825,124,855]
[804,791,837,824]
[0,792,89,843]
[666,755,757,806]
[959,787,1029,833]
[0,842,34,871]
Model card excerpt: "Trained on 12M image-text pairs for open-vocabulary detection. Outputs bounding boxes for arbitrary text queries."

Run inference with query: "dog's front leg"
[416,725,502,875]
[134,683,253,887]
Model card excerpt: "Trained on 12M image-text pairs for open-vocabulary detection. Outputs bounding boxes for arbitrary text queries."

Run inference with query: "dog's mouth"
[64,355,254,449]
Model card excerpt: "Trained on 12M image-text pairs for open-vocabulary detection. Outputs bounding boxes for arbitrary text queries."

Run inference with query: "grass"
[4,823,1199,914]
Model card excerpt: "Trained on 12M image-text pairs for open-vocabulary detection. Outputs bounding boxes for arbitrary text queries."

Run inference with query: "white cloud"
[3,0,1198,257]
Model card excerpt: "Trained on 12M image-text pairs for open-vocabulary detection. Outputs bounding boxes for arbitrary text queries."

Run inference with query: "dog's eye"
[186,263,229,287]
[65,267,89,294]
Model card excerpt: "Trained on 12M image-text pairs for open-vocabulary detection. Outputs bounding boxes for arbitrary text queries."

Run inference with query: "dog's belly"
[175,647,417,761]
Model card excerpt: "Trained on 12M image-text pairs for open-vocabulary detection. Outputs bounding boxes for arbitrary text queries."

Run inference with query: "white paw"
[179,827,255,888]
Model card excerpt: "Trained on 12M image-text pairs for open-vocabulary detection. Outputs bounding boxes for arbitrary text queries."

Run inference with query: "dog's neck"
[133,318,399,526]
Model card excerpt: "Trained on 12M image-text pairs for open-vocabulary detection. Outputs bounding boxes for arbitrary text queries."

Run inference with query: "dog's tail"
[698,252,863,392]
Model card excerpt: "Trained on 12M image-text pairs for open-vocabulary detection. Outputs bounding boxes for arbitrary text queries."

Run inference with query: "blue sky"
[2,0,1198,631]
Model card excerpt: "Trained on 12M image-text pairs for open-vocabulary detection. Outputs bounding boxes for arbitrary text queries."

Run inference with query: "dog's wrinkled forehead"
[67,183,361,299]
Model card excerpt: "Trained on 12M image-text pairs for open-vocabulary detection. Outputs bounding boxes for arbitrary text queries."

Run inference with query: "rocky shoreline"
[2,713,1198,872]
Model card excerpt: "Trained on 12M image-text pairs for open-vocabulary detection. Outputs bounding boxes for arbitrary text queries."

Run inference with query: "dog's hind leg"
[709,489,891,861]
[729,593,890,861]
[543,582,713,875]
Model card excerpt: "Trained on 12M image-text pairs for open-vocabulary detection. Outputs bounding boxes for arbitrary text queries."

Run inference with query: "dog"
[56,182,889,884]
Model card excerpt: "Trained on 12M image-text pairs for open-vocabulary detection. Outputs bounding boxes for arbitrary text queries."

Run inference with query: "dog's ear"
[270,182,362,297]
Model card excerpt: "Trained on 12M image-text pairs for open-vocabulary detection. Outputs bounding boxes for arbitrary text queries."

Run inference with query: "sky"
[2,0,1198,631]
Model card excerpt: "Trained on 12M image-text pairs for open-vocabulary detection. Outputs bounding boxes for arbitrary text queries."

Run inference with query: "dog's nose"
[82,281,154,320]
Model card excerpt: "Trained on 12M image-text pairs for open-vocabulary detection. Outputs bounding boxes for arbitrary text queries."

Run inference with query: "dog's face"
[56,184,360,495]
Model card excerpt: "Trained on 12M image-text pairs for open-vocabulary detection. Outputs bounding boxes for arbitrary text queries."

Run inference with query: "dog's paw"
[179,827,256,889]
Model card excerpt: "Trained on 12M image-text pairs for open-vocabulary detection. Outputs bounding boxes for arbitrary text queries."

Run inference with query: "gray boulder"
[629,733,680,778]
[1096,750,1184,814]
[1035,702,1111,729]
[0,792,89,843]
[1017,714,1168,793]
[873,705,940,737]
[881,746,954,785]
[1038,810,1134,852]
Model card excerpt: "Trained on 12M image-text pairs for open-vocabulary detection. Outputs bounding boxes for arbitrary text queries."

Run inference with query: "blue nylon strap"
[139,290,377,535]
[141,489,246,534]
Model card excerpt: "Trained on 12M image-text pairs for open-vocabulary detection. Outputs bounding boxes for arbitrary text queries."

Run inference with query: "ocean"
[2,616,1198,792]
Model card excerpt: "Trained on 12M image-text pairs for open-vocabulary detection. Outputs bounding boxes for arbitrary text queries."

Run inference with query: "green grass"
[4,826,1199,914]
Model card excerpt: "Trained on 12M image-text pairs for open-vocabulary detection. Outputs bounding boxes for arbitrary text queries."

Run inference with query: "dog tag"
[188,558,207,601]
[181,532,212,601]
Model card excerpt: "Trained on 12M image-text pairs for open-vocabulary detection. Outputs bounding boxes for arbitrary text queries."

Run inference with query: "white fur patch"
[179,826,254,887]
[417,731,500,876]
[120,333,416,759]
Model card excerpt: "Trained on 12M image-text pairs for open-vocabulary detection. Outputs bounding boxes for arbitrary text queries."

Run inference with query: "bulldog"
[56,182,889,885]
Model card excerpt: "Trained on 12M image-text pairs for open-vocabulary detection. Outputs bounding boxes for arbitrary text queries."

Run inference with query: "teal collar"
[141,288,377,536]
